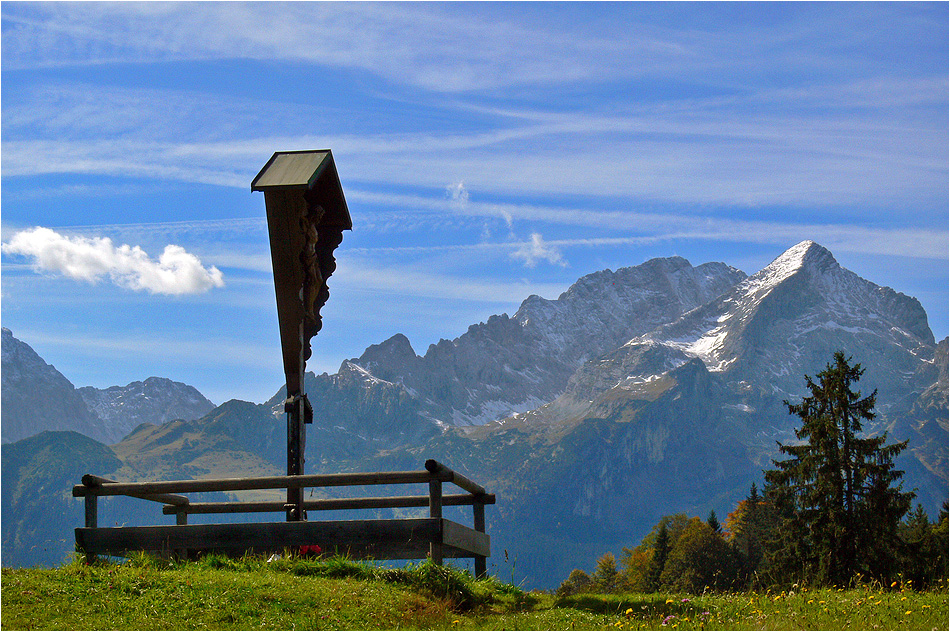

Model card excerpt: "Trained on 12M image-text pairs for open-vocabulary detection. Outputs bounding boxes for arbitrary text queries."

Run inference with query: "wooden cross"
[252,150,352,521]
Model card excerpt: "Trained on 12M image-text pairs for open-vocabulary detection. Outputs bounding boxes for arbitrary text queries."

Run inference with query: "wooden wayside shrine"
[73,150,494,576]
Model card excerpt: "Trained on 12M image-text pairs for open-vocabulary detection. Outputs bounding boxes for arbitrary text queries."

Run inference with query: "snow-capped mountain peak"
[737,240,836,303]
[598,240,935,413]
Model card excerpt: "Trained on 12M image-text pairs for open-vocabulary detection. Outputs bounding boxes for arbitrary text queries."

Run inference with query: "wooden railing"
[73,460,494,576]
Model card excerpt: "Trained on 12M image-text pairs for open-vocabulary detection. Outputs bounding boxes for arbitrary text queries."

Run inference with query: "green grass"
[554,582,949,631]
[2,555,947,630]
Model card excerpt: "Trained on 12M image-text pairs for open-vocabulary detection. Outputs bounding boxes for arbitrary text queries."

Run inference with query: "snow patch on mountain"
[450,395,549,426]
[325,256,745,429]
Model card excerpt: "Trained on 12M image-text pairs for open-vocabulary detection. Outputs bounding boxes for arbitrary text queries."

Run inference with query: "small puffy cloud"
[445,181,469,209]
[511,232,567,268]
[2,227,224,295]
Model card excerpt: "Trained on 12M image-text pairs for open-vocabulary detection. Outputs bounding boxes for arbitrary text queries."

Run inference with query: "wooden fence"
[73,460,494,577]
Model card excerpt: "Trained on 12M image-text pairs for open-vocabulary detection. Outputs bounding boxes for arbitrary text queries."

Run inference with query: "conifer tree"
[620,514,688,592]
[646,522,670,591]
[727,483,775,586]
[707,510,722,534]
[764,352,914,586]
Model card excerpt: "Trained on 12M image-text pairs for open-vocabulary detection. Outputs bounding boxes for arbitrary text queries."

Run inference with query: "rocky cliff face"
[334,257,746,430]
[647,241,934,407]
[552,241,939,446]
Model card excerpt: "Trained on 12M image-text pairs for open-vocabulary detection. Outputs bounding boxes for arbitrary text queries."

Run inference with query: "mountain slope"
[1,431,123,566]
[1,328,110,444]
[2,328,218,445]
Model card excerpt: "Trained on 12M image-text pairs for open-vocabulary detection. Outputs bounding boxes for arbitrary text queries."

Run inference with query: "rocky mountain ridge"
[286,256,746,432]
[78,377,214,444]
[538,241,939,441]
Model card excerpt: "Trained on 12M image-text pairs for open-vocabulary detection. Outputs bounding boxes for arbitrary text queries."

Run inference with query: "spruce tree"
[646,522,670,592]
[728,483,775,586]
[764,352,914,586]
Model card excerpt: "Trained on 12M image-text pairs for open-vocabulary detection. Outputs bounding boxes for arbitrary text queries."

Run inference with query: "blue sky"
[2,2,947,406]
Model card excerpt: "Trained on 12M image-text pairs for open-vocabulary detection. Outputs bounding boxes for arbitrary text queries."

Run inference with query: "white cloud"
[1,227,225,295]
[445,181,469,209]
[511,233,567,269]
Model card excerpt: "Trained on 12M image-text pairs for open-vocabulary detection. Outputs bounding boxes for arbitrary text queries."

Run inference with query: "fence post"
[175,509,188,559]
[473,499,486,578]
[83,488,98,564]
[84,493,97,529]
[428,475,443,565]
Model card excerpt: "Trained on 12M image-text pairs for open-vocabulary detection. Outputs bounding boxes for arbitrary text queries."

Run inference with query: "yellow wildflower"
[666,598,675,604]
[905,611,912,616]
[625,608,634,615]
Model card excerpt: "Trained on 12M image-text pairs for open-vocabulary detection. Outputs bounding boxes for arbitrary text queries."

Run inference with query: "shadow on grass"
[554,593,693,617]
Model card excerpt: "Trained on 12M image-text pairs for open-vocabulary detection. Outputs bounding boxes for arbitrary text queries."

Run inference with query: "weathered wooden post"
[252,150,351,521]
[428,474,444,565]
[473,500,486,577]
[82,480,99,564]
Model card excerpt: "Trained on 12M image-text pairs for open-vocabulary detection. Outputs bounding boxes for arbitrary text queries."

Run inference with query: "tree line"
[557,352,949,596]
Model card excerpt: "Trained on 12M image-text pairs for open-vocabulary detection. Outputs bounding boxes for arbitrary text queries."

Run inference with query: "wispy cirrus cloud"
[4,2,937,94]
[4,81,944,214]
[1,227,225,295]
[332,255,567,306]
[0,3,687,91]
[511,233,568,269]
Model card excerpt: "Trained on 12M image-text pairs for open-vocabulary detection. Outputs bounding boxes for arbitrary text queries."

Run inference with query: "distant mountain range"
[2,241,946,587]
[1,327,215,444]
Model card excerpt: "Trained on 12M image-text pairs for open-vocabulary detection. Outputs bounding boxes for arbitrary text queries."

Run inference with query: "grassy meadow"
[1,554,947,630]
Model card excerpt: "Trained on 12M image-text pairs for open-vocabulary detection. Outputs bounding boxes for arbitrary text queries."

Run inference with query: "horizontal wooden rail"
[73,470,432,498]
[161,493,496,515]
[81,474,190,506]
[425,460,487,496]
